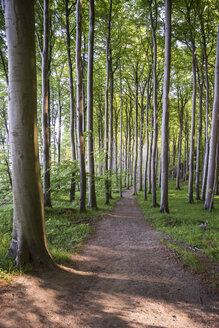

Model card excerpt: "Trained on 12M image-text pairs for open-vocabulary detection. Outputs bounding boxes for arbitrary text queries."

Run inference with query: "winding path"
[0,190,219,327]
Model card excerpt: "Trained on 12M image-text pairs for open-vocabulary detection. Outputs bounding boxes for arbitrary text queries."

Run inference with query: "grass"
[137,180,219,276]
[0,189,120,281]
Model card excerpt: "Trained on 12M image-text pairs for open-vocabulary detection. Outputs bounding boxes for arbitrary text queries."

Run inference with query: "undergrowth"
[137,180,219,272]
[0,189,120,281]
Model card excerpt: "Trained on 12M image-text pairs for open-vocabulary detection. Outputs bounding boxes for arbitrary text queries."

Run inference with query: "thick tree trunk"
[160,0,171,213]
[5,0,53,267]
[65,0,76,202]
[76,0,86,212]
[87,0,97,209]
[42,0,51,207]
[204,26,219,210]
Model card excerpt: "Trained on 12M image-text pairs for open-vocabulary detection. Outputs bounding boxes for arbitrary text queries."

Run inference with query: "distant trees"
[0,0,219,269]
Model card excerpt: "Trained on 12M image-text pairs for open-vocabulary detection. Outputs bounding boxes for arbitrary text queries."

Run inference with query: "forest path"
[0,190,219,328]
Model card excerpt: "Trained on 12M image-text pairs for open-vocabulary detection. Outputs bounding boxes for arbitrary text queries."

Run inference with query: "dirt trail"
[0,190,219,328]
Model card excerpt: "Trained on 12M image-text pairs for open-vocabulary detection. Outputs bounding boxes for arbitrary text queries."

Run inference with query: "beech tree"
[87,0,97,208]
[204,25,219,211]
[4,0,53,266]
[160,0,172,213]
[76,0,86,212]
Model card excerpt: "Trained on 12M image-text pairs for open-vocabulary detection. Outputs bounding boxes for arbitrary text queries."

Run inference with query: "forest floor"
[0,190,219,328]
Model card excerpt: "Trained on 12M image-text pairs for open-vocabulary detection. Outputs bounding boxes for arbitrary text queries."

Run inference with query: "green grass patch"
[160,239,208,273]
[137,180,219,266]
[0,189,120,279]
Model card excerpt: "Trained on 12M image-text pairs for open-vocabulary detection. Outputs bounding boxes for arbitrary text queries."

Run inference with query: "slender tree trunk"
[201,23,210,201]
[176,92,184,189]
[76,0,86,212]
[133,67,138,195]
[214,140,219,195]
[148,115,153,194]
[160,0,171,213]
[5,0,53,266]
[148,1,158,207]
[119,67,123,197]
[42,0,51,207]
[204,26,219,210]
[87,0,97,208]
[188,47,197,204]
[108,55,114,198]
[57,88,62,165]
[195,59,203,200]
[144,74,150,201]
[104,0,112,204]
[139,89,145,191]
[124,105,128,188]
[65,0,76,202]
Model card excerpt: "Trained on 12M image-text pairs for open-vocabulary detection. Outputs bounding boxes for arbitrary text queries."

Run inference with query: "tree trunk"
[108,54,114,198]
[188,47,197,204]
[119,67,123,197]
[76,0,86,212]
[201,21,210,201]
[139,88,145,191]
[104,0,112,204]
[144,73,150,201]
[57,88,62,165]
[148,0,158,207]
[5,0,53,267]
[87,0,97,209]
[65,0,76,202]
[204,26,219,210]
[195,58,204,200]
[42,0,51,207]
[160,0,171,213]
[148,114,153,194]
[133,67,139,195]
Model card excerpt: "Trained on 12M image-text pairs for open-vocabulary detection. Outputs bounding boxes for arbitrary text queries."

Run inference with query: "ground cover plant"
[137,180,219,285]
[0,188,120,282]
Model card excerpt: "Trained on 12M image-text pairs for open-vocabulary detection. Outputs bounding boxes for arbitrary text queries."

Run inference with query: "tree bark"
[65,0,76,202]
[148,0,158,207]
[42,0,51,207]
[76,0,86,212]
[160,0,171,213]
[104,0,112,204]
[188,47,196,204]
[133,67,139,195]
[204,26,219,210]
[5,0,53,267]
[87,0,97,209]
[144,73,151,200]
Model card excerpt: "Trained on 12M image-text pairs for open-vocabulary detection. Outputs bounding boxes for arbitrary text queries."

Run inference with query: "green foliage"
[137,180,219,264]
[0,187,120,278]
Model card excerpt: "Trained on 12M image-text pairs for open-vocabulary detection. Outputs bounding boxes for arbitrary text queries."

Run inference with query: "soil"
[0,190,219,328]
